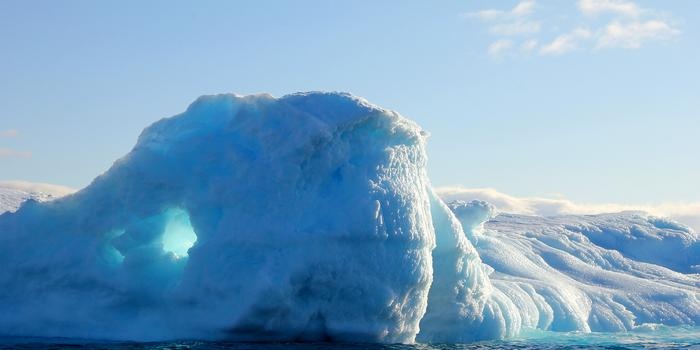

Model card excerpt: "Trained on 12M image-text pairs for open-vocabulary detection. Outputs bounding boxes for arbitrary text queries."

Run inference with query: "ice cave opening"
[161,208,197,258]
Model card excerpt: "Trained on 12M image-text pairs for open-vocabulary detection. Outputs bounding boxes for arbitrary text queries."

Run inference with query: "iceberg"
[442,201,699,337]
[0,92,697,343]
[0,181,75,213]
[0,92,435,342]
[477,209,700,332]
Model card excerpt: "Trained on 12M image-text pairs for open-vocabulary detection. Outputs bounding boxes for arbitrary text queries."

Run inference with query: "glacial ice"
[0,92,698,343]
[446,201,699,338]
[0,92,435,342]
[0,181,75,213]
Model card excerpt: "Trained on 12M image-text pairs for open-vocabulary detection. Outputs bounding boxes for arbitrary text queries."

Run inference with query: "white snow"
[0,181,75,213]
[436,186,700,233]
[446,201,699,336]
[0,92,697,343]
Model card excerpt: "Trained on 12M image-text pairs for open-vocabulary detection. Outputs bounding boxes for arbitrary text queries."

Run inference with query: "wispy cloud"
[540,28,593,55]
[464,0,680,58]
[0,130,30,158]
[597,20,680,49]
[577,0,641,17]
[521,39,539,53]
[0,148,32,158]
[466,1,541,37]
[511,0,537,17]
[488,39,514,57]
[0,129,19,138]
[435,186,700,232]
[466,0,535,21]
[489,21,542,36]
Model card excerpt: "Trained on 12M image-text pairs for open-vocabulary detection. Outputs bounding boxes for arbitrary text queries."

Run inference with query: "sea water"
[1,327,698,350]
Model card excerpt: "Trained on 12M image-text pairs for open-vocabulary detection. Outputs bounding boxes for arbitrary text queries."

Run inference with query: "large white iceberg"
[0,93,436,342]
[0,92,697,343]
[443,201,699,339]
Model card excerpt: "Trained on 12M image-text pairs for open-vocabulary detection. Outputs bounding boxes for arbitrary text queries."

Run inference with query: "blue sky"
[1,0,698,206]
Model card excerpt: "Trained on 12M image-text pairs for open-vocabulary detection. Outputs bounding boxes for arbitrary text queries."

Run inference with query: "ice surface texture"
[0,181,75,213]
[450,202,699,339]
[0,93,435,342]
[0,92,697,343]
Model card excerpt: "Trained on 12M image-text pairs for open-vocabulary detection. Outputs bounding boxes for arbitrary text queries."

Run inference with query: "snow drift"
[450,202,699,338]
[0,92,698,343]
[0,181,75,213]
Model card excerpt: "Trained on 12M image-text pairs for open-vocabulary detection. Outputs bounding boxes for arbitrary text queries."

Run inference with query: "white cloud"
[0,129,18,138]
[511,0,536,17]
[597,20,680,49]
[540,28,592,55]
[0,130,27,159]
[488,39,514,57]
[489,21,541,36]
[467,9,504,21]
[0,148,31,158]
[435,186,700,232]
[465,0,680,57]
[577,0,641,17]
[521,39,538,53]
[466,0,536,21]
[466,1,539,42]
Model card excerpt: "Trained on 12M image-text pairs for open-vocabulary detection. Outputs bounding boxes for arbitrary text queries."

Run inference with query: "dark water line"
[1,339,699,350]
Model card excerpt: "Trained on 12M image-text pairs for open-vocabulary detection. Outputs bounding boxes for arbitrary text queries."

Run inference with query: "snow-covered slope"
[0,92,697,343]
[448,201,699,336]
[487,211,699,274]
[0,181,75,213]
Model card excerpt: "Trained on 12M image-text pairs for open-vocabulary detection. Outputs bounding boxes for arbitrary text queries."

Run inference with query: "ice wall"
[0,92,435,342]
[417,194,520,342]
